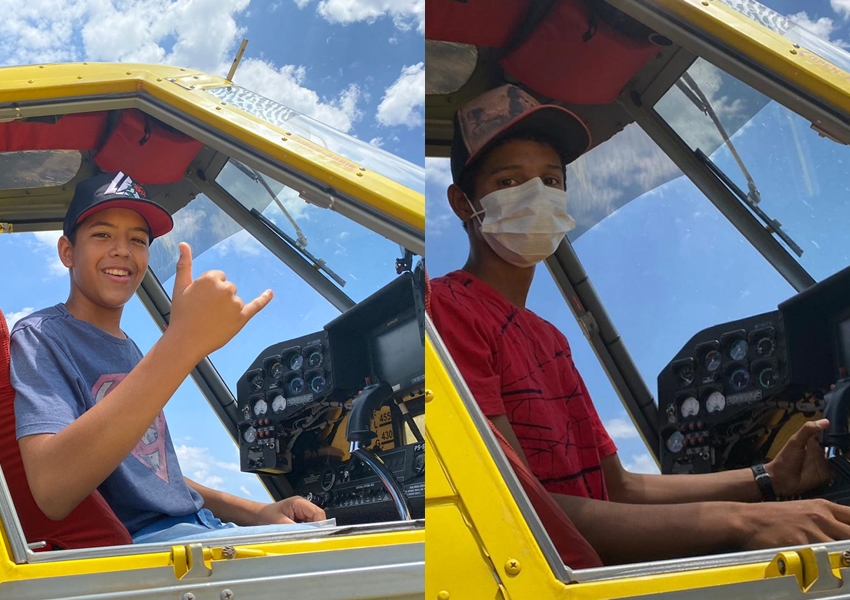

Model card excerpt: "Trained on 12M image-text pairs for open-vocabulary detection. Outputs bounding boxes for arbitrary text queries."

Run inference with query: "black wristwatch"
[751,463,777,501]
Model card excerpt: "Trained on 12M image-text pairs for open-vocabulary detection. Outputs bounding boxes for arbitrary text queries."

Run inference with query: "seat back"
[0,309,132,550]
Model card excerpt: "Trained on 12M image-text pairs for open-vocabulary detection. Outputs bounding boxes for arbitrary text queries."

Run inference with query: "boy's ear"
[58,235,74,269]
[447,184,476,223]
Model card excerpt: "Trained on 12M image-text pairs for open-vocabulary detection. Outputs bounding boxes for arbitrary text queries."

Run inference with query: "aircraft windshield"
[0,151,81,191]
[206,86,425,194]
[654,58,850,282]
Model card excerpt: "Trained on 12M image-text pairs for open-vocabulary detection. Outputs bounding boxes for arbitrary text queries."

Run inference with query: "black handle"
[821,378,850,452]
[345,381,394,444]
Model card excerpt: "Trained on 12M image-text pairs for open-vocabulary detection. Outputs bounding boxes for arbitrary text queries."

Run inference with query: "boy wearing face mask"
[431,85,850,564]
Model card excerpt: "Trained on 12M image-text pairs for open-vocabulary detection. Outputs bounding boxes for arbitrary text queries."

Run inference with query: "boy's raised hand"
[168,242,273,358]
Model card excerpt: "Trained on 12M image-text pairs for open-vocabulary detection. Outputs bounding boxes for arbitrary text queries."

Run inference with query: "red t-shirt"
[431,270,617,500]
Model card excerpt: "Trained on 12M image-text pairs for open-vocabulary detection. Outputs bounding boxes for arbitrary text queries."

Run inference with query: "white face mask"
[468,177,576,268]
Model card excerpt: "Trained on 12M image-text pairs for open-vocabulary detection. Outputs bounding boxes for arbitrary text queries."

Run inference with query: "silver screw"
[222,545,236,559]
[777,559,786,574]
[182,594,196,600]
[221,590,234,600]
[843,550,850,566]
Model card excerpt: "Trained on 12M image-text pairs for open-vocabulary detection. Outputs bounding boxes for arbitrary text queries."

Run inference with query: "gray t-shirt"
[10,304,203,534]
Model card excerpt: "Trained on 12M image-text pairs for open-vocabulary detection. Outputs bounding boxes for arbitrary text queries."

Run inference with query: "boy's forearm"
[551,493,745,564]
[185,477,267,526]
[19,331,204,520]
[616,469,762,505]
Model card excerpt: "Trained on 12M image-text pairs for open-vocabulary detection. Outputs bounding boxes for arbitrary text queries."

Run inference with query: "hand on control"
[767,418,833,497]
[257,496,327,524]
[167,242,273,359]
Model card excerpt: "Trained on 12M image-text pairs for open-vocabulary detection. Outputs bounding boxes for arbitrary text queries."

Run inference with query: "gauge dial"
[758,367,779,389]
[288,376,305,395]
[272,394,287,413]
[756,337,775,357]
[249,373,264,392]
[307,349,323,368]
[288,353,304,371]
[706,391,726,413]
[704,350,722,372]
[269,361,285,380]
[675,363,695,387]
[729,367,750,391]
[666,431,685,453]
[243,426,257,444]
[310,374,327,394]
[680,396,700,418]
[253,398,268,416]
[729,339,748,361]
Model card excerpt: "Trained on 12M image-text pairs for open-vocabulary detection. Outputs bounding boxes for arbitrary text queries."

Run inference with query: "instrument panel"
[236,272,426,524]
[658,264,850,477]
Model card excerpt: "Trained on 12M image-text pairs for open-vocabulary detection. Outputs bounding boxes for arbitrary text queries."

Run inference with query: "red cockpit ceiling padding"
[500,1,659,105]
[0,113,109,153]
[94,109,202,184]
[425,0,533,48]
[0,309,133,550]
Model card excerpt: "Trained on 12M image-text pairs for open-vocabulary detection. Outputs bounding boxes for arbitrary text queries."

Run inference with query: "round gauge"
[272,394,287,413]
[706,391,726,413]
[758,367,779,389]
[729,339,749,361]
[288,376,305,395]
[729,367,750,391]
[249,373,264,392]
[756,337,775,357]
[704,350,722,372]
[675,364,695,387]
[307,349,323,369]
[242,426,257,444]
[413,452,425,475]
[666,431,685,453]
[680,396,700,418]
[321,467,336,491]
[287,353,304,371]
[269,361,285,380]
[310,374,327,394]
[253,398,268,416]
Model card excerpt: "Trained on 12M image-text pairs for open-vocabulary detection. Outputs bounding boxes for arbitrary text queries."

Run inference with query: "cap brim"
[75,197,174,239]
[465,104,591,172]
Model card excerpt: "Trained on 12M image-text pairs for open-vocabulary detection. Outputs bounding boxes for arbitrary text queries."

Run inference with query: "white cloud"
[240,485,253,497]
[215,229,264,258]
[833,0,850,19]
[297,0,424,33]
[4,307,35,329]
[234,59,362,132]
[623,453,660,475]
[30,231,68,277]
[788,11,838,41]
[0,0,362,138]
[603,417,640,440]
[376,62,424,128]
[175,444,240,490]
[425,157,454,237]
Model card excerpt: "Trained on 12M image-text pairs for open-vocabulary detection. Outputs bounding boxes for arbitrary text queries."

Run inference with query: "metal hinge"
[172,543,213,580]
[766,546,842,592]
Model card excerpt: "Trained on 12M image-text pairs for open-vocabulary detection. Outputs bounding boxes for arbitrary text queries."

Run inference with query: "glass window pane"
[0,151,81,190]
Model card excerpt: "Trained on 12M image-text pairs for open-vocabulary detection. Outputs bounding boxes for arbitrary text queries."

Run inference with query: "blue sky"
[0,0,423,499]
[426,0,850,474]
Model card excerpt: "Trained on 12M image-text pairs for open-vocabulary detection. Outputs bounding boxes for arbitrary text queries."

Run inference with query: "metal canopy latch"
[172,543,213,580]
[766,546,842,592]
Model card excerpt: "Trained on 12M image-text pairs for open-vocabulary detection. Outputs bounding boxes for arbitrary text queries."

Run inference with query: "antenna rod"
[226,39,249,82]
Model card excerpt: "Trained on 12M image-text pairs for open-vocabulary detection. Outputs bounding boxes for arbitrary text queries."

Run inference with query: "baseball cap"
[451,84,591,184]
[63,172,174,239]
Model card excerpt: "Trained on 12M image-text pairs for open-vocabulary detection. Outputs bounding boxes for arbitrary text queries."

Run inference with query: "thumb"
[793,419,829,444]
[173,242,194,296]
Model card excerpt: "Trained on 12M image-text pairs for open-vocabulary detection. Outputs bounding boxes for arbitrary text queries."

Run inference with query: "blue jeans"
[131,508,334,544]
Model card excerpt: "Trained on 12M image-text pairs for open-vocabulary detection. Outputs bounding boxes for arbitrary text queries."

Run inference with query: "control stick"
[345,381,412,520]
[821,378,850,454]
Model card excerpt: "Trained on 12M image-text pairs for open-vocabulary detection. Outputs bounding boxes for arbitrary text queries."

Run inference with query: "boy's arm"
[18,243,273,521]
[552,492,850,565]
[184,478,326,525]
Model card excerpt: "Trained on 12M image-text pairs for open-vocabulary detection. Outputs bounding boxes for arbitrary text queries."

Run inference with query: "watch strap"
[751,463,777,501]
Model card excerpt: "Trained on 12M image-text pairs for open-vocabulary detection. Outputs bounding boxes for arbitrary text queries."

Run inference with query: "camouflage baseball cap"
[451,84,591,184]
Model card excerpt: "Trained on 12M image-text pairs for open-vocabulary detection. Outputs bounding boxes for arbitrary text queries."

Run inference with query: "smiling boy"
[10,172,325,543]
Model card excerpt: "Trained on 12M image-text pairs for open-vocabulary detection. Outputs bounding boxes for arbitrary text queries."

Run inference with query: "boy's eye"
[133,238,149,246]
[92,232,109,238]
[543,177,562,187]
[497,178,518,187]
